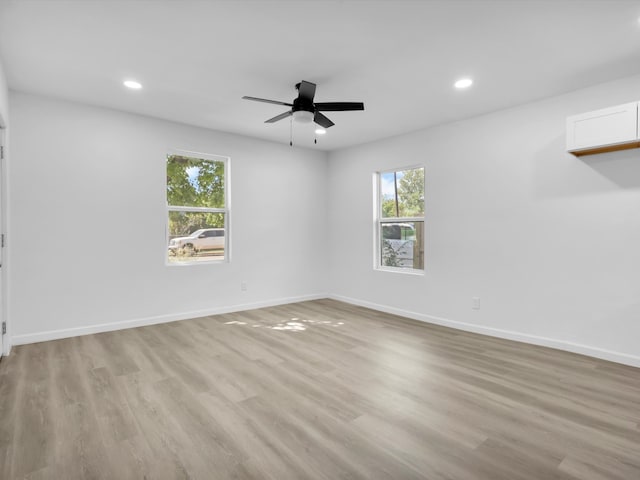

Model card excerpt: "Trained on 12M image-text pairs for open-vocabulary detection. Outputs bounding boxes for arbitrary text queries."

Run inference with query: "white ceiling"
[1,0,640,151]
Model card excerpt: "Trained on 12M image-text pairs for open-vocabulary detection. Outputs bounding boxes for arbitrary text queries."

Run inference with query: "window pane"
[167,155,225,208]
[168,211,225,263]
[380,221,424,269]
[380,167,424,218]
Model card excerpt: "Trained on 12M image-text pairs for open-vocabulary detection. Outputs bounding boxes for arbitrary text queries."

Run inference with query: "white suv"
[168,228,225,255]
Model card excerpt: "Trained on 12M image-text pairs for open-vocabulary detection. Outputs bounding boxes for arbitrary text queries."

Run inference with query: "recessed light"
[454,78,473,89]
[123,80,142,90]
[315,128,327,135]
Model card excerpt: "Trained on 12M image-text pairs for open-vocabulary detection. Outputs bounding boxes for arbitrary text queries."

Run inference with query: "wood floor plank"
[1,299,639,479]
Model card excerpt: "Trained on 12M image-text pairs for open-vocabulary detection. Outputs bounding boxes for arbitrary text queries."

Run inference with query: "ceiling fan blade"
[242,96,293,107]
[265,110,293,123]
[314,102,364,111]
[314,111,334,128]
[297,81,316,102]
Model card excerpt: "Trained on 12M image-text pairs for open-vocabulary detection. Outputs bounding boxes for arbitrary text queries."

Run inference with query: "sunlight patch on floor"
[224,317,345,332]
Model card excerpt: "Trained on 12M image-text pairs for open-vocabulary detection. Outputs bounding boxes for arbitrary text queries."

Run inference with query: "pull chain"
[289,116,293,147]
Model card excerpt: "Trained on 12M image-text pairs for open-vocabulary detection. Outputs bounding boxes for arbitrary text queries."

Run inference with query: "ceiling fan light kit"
[242,80,364,145]
[292,110,314,123]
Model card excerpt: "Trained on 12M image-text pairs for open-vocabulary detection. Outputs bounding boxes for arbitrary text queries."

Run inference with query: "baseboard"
[328,294,640,368]
[10,293,327,346]
[11,292,640,369]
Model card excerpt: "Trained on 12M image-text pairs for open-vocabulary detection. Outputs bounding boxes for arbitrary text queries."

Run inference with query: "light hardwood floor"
[1,299,639,479]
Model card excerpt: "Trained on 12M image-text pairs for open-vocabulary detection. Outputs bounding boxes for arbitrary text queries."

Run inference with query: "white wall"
[9,92,328,343]
[8,75,640,367]
[328,74,640,367]
[0,58,8,125]
[0,57,9,356]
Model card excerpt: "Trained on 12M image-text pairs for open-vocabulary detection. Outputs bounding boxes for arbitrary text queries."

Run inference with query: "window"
[166,152,229,264]
[376,166,424,271]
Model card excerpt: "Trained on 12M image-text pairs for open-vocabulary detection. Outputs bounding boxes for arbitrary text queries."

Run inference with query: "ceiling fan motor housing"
[292,97,314,113]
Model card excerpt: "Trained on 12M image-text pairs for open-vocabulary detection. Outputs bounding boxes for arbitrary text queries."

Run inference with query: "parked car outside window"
[168,228,225,256]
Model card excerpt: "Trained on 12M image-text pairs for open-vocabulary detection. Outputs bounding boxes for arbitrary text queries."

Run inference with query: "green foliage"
[381,198,397,217]
[381,167,424,218]
[397,168,424,217]
[382,240,403,267]
[168,211,224,237]
[167,155,226,237]
[167,155,225,209]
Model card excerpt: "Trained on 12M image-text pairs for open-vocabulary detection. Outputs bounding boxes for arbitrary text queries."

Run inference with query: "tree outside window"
[378,166,424,271]
[166,152,229,264]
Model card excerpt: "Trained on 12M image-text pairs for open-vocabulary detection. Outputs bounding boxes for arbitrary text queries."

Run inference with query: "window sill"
[166,258,228,267]
[375,266,425,276]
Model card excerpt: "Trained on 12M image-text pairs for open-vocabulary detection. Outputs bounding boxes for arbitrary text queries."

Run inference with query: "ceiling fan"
[242,80,364,129]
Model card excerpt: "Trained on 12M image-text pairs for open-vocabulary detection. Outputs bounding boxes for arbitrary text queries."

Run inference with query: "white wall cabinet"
[566,101,639,156]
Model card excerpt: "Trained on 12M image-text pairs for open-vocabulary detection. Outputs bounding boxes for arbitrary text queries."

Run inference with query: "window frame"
[374,164,425,274]
[165,149,231,266]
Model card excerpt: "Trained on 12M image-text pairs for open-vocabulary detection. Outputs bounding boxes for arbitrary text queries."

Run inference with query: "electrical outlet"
[472,297,480,310]
[241,281,248,292]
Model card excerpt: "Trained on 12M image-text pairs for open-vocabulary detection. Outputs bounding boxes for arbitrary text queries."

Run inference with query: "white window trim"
[165,149,231,266]
[374,165,425,274]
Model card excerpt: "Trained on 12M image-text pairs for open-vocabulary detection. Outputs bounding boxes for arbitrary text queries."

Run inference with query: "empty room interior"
[1,1,640,479]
